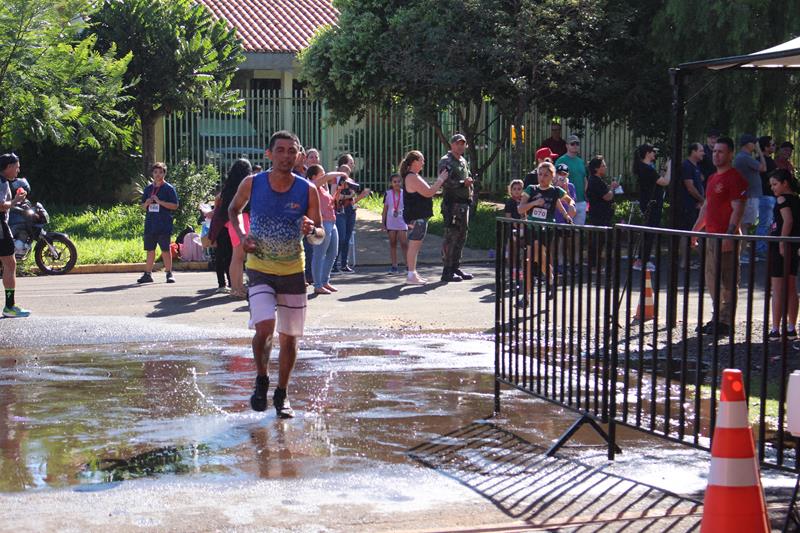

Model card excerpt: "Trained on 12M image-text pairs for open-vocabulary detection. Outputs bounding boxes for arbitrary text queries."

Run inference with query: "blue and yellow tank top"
[245,171,310,275]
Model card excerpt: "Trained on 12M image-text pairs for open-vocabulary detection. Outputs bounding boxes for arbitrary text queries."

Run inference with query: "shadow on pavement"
[338,281,446,302]
[408,421,703,531]
[147,289,246,318]
[80,283,147,293]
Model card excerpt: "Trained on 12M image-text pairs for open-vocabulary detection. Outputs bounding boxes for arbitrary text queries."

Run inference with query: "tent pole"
[668,67,686,329]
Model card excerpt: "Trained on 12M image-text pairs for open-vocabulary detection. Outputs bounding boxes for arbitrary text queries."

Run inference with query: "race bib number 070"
[531,207,547,219]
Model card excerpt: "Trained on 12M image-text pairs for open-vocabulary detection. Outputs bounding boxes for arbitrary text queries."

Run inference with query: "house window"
[251,78,281,92]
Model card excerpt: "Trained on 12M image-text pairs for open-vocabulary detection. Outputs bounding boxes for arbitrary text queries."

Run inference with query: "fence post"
[494,218,503,414]
[667,68,685,328]
[608,226,621,459]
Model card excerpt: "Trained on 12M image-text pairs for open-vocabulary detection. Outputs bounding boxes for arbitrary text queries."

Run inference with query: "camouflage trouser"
[441,202,470,269]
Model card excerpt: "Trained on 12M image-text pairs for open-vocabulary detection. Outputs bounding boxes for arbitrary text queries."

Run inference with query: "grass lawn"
[19,204,147,269]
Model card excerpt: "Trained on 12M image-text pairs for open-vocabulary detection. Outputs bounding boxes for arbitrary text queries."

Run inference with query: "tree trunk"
[510,98,525,181]
[140,112,158,177]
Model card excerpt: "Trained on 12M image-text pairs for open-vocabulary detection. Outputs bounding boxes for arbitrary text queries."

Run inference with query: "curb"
[70,262,212,275]
[64,258,492,275]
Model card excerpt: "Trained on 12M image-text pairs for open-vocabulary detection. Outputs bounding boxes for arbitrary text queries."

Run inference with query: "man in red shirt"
[691,137,748,335]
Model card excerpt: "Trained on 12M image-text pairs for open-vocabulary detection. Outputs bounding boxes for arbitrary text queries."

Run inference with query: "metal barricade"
[495,218,800,472]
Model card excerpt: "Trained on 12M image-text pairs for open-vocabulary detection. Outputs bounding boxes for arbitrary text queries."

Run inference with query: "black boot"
[440,267,463,282]
[453,268,473,280]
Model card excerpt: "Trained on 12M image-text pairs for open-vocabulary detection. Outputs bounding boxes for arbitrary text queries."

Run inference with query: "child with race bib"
[382,173,408,273]
[517,161,574,305]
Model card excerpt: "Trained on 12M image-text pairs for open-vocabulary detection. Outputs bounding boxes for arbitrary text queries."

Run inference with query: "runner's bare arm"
[303,183,324,238]
[229,176,253,248]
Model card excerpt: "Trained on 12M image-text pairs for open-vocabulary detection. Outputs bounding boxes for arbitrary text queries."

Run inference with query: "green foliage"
[649,0,800,140]
[160,162,220,232]
[0,0,133,150]
[300,0,647,180]
[88,0,246,173]
[16,141,140,205]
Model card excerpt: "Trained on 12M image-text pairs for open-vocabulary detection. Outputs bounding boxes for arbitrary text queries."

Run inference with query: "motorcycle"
[8,201,77,274]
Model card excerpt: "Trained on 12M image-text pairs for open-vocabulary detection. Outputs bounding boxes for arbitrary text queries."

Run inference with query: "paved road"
[2,215,797,532]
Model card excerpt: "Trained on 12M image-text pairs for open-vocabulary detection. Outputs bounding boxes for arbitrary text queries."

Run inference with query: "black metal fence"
[495,218,800,473]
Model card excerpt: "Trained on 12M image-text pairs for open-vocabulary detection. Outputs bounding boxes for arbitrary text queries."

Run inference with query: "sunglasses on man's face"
[569,142,580,146]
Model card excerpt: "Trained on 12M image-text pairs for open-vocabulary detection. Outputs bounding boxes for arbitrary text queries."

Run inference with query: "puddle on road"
[1,333,564,492]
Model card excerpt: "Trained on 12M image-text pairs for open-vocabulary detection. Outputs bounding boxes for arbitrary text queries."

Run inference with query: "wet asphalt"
[0,264,797,531]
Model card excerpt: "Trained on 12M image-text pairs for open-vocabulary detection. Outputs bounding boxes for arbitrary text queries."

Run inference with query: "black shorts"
[0,221,13,257]
[143,233,171,252]
[769,242,799,278]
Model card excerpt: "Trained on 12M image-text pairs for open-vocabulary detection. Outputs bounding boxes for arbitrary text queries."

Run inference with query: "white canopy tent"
[668,35,800,226]
[662,36,800,328]
[677,36,800,71]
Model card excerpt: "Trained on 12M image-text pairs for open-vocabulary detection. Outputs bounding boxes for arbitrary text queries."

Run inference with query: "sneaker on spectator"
[2,305,31,318]
[137,272,154,283]
[788,328,798,341]
[407,272,426,285]
[769,329,781,340]
[388,266,398,274]
[632,260,643,271]
[454,268,473,280]
[645,262,656,272]
[166,271,175,283]
[341,265,354,273]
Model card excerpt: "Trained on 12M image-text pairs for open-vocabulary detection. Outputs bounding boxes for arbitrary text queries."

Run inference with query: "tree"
[88,0,245,174]
[300,0,495,180]
[0,0,132,151]
[648,0,800,140]
[300,0,647,182]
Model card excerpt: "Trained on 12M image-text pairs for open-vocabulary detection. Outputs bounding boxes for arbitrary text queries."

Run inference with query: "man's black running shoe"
[273,387,295,419]
[250,375,269,411]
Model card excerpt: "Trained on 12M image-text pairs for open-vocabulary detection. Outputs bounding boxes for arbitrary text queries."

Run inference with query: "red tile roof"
[198,0,339,54]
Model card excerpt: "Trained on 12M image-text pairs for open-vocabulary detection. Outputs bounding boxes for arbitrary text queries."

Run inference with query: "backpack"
[179,232,204,261]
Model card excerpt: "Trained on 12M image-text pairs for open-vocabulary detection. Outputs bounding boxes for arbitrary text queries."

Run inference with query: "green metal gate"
[162,90,644,192]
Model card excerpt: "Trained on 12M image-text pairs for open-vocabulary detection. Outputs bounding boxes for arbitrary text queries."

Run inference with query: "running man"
[228,130,324,418]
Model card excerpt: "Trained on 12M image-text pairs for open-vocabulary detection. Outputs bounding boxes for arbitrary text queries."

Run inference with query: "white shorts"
[742,197,759,226]
[246,270,307,337]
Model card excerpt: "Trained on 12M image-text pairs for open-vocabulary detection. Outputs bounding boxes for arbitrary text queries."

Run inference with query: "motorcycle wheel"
[35,235,78,275]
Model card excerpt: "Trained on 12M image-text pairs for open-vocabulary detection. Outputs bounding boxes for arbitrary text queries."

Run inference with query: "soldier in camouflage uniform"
[437,134,475,282]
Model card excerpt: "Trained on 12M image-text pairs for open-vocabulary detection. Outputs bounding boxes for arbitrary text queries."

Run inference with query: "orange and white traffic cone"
[700,369,769,533]
[634,270,655,322]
